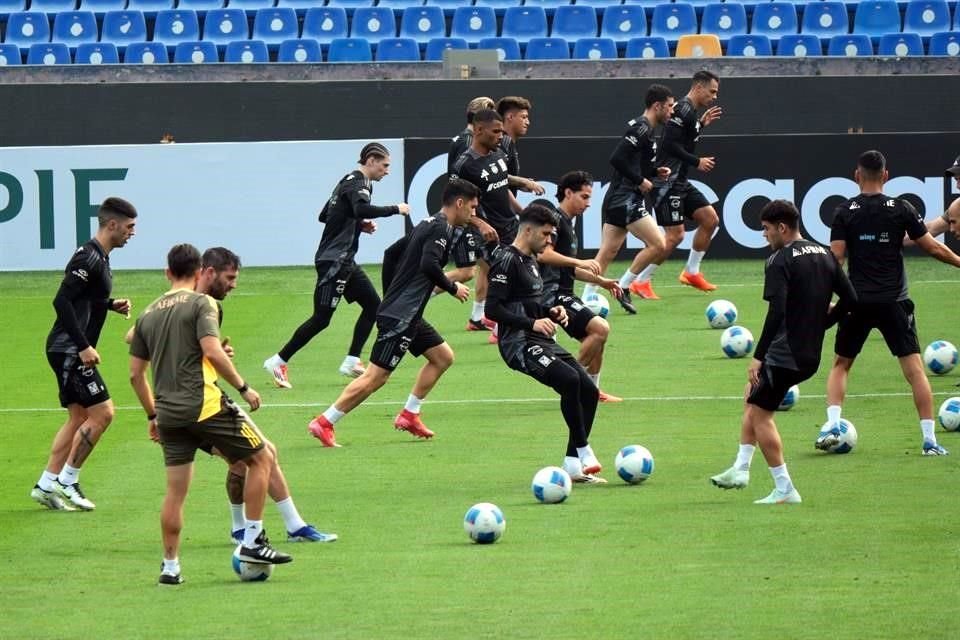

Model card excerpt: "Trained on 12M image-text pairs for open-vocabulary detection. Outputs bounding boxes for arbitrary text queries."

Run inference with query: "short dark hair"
[202,247,241,272]
[858,150,886,179]
[167,243,201,279]
[556,171,593,202]
[496,96,532,117]
[442,178,480,205]
[692,70,719,87]
[472,109,503,127]
[519,204,556,228]
[359,142,389,164]
[759,199,800,230]
[645,84,673,109]
[97,197,137,227]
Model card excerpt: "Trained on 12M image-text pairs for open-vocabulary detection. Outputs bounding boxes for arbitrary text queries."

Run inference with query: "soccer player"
[710,200,857,504]
[495,96,545,197]
[196,248,336,544]
[263,142,410,387]
[308,179,477,448]
[820,150,960,456]
[130,244,292,586]
[533,171,624,403]
[582,84,675,313]
[31,197,137,512]
[486,205,605,482]
[635,70,723,297]
[920,155,960,239]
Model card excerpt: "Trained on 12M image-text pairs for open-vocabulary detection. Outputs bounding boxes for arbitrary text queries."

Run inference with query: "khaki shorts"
[158,397,264,467]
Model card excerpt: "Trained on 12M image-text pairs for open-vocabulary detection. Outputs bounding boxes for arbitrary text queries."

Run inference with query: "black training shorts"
[834,299,921,359]
[46,352,111,409]
[554,294,597,341]
[369,317,445,371]
[602,192,652,229]
[747,364,816,412]
[654,181,712,227]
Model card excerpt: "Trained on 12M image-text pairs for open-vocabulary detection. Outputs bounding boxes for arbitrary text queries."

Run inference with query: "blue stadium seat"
[228,0,276,13]
[525,36,571,58]
[153,10,201,47]
[800,2,848,43]
[126,0,173,16]
[473,0,520,14]
[501,6,549,42]
[101,11,148,47]
[276,0,322,15]
[224,38,269,61]
[173,40,219,61]
[376,36,420,59]
[28,0,77,13]
[0,0,25,17]
[27,42,71,63]
[124,40,168,62]
[425,0,470,14]
[827,33,873,55]
[524,0,570,16]
[5,12,52,49]
[351,7,397,43]
[252,8,299,46]
[476,35,521,59]
[327,36,373,60]
[575,0,623,11]
[572,36,617,58]
[700,2,747,44]
[776,33,821,56]
[750,2,798,42]
[649,3,697,42]
[52,11,98,48]
[624,35,669,57]
[399,6,446,44]
[326,0,372,13]
[878,32,924,55]
[955,2,960,30]
[0,43,22,64]
[600,5,647,44]
[177,0,225,11]
[302,8,349,45]
[75,42,119,62]
[79,0,126,16]
[277,37,321,60]
[380,0,423,9]
[903,1,951,38]
[928,31,960,55]
[853,1,901,41]
[202,8,250,46]
[726,33,771,55]
[424,36,467,59]
[551,5,598,39]
[450,6,497,43]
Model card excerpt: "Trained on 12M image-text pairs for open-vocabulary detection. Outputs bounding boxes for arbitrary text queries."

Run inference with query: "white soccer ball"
[583,293,610,318]
[923,340,958,375]
[818,419,858,454]
[938,397,960,432]
[615,445,654,484]
[463,502,505,544]
[720,325,754,358]
[232,546,274,582]
[531,466,572,503]
[778,385,800,411]
[705,299,738,329]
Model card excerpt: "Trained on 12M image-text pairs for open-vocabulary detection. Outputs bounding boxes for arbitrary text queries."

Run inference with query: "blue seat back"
[600,6,647,43]
[501,6,549,41]
[351,7,397,42]
[700,2,747,43]
[572,36,617,58]
[327,36,373,60]
[450,6,497,43]
[624,35,669,57]
[27,42,71,63]
[853,1,901,39]
[75,42,119,63]
[424,36,468,59]
[252,8,299,44]
[551,5,598,38]
[903,0,951,37]
[154,10,201,45]
[277,37,322,60]
[776,33,821,56]
[800,2,848,41]
[476,35,521,59]
[173,40,220,61]
[827,33,874,55]
[302,7,349,43]
[726,33,772,55]
[649,3,697,42]
[751,2,798,41]
[877,32,924,55]
[399,6,446,43]
[0,43,22,64]
[125,40,169,62]
[5,12,52,48]
[525,36,571,58]
[224,39,270,61]
[376,36,421,59]
[203,8,250,44]
[928,31,960,55]
[101,10,148,45]
[52,11,99,46]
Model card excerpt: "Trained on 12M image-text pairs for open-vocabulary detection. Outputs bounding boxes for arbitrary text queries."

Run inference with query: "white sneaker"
[263,359,292,389]
[710,466,749,490]
[31,485,75,511]
[579,454,602,476]
[338,361,365,378]
[922,441,949,456]
[753,488,802,504]
[572,473,608,484]
[55,481,95,510]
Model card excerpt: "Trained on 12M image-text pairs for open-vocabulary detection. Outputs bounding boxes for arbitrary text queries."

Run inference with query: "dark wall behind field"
[5,75,960,146]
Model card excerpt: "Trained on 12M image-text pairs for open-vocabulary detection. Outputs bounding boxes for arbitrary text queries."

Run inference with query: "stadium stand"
[476,35,522,59]
[51,11,99,49]
[277,37,322,61]
[224,39,270,62]
[700,3,748,44]
[600,5,648,45]
[525,36,572,58]
[501,6,550,42]
[624,35,670,58]
[399,6,447,44]
[828,33,875,55]
[551,5,599,39]
[327,36,373,60]
[572,36,618,58]
[376,36,421,60]
[351,6,398,43]
[75,42,119,63]
[726,33,773,56]
[154,10,202,48]
[124,40,169,63]
[450,6,498,43]
[675,33,722,57]
[173,40,219,62]
[101,11,149,48]
[252,8,300,48]
[751,2,799,42]
[878,31,925,54]
[777,33,822,56]
[27,42,71,64]
[424,36,468,59]
[649,3,698,42]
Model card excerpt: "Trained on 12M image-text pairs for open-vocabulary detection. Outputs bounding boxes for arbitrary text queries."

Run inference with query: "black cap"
[359,142,389,164]
[946,155,960,178]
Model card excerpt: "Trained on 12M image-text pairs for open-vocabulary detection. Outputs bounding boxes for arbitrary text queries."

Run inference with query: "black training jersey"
[314,170,400,273]
[451,147,516,233]
[501,134,520,194]
[486,245,551,362]
[448,128,472,174]
[379,215,460,329]
[605,116,657,207]
[830,193,928,303]
[46,239,113,354]
[533,199,578,301]
[755,239,857,372]
[659,96,702,183]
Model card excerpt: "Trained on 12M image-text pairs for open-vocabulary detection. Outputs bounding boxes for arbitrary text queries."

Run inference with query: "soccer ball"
[583,293,610,318]
[705,299,738,329]
[614,445,654,484]
[463,502,505,544]
[531,466,572,503]
[777,385,800,411]
[818,419,858,454]
[923,340,958,375]
[938,397,960,432]
[720,326,754,358]
[232,546,274,582]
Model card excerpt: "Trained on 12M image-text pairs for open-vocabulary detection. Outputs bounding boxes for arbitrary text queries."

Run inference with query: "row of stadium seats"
[2,29,956,63]
[3,2,959,51]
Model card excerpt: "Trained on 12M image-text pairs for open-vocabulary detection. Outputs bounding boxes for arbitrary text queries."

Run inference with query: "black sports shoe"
[238,531,293,565]
[618,290,637,315]
[158,573,184,586]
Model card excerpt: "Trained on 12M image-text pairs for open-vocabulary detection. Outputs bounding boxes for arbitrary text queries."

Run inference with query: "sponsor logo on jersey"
[538,355,553,367]
[498,158,508,173]
[491,273,508,284]
[527,345,543,356]
[885,199,896,207]
[435,238,447,249]
[879,231,890,243]
[487,178,509,191]
[625,135,639,146]
[859,234,876,241]
[792,244,828,257]
[480,169,489,180]
[848,202,860,210]
[71,268,89,281]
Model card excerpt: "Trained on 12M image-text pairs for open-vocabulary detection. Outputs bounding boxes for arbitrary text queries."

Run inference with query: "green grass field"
[1,258,958,639]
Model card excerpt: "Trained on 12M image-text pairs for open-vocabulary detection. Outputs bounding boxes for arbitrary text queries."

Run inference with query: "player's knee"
[647,233,666,254]
[88,403,115,428]
[588,318,610,342]
[832,355,854,372]
[700,207,719,229]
